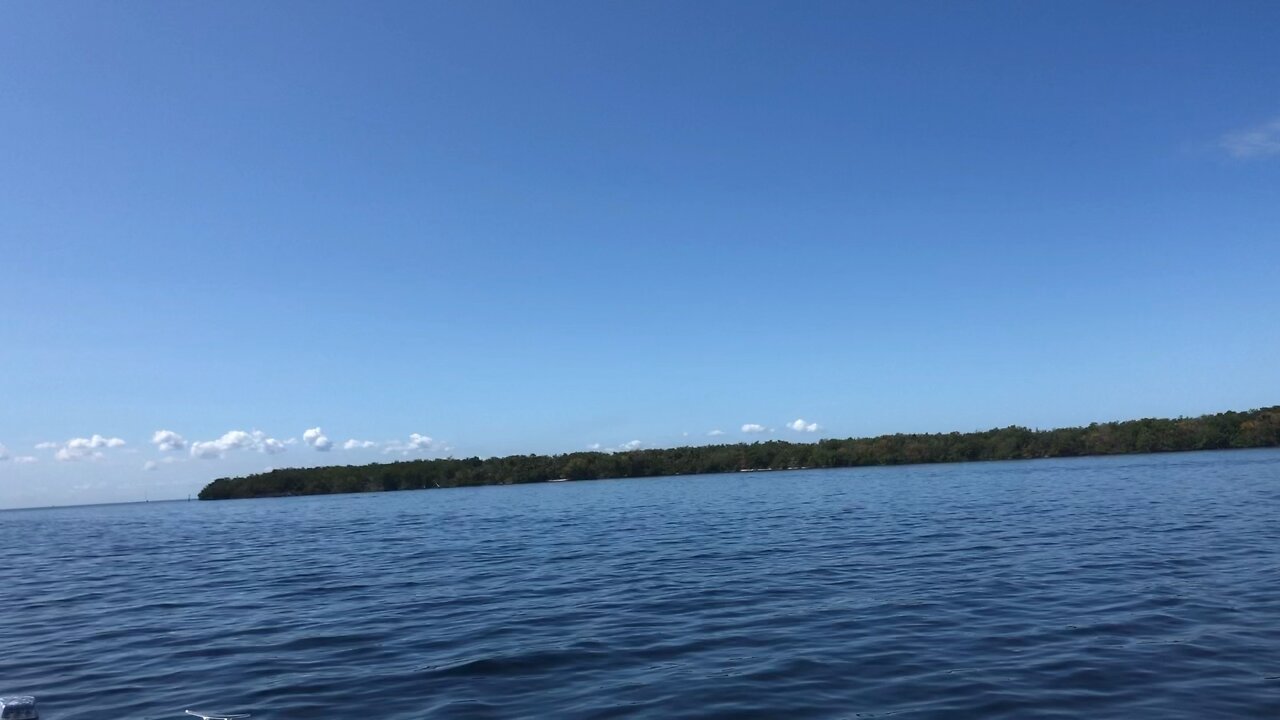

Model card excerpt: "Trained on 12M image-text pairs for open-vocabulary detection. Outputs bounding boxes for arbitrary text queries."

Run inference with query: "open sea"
[2,449,1279,719]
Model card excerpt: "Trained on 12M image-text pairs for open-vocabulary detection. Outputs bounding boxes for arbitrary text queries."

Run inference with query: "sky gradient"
[2,1,1279,508]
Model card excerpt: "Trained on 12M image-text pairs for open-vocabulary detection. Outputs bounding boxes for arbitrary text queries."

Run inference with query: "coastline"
[198,406,1280,500]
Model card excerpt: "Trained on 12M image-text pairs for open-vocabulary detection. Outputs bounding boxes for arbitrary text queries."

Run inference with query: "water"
[2,450,1279,719]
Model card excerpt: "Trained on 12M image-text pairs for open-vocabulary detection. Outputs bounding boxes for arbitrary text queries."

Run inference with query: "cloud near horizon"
[55,435,127,462]
[1221,116,1280,158]
[587,440,643,452]
[382,433,439,455]
[190,430,287,459]
[741,424,767,433]
[788,418,821,433]
[343,439,379,450]
[151,430,187,452]
[0,445,35,464]
[707,429,725,436]
[303,427,333,452]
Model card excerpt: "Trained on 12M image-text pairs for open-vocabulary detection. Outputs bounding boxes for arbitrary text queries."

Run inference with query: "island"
[198,406,1280,500]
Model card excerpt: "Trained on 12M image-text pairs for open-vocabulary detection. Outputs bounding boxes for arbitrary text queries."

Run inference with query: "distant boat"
[547,478,569,483]
[186,711,250,720]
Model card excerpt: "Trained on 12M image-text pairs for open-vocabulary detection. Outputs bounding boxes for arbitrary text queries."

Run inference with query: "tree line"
[198,406,1280,500]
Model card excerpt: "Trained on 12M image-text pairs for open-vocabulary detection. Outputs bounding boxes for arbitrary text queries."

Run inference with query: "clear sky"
[2,1,1278,508]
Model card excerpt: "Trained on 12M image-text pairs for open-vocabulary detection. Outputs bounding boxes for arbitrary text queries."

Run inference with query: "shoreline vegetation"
[198,406,1280,500]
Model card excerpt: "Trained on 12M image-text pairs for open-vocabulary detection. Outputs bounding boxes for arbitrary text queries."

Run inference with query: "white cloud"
[590,440,645,453]
[788,418,821,433]
[383,433,439,456]
[741,424,767,434]
[303,427,333,452]
[707,429,725,437]
[1221,116,1280,158]
[190,430,287,459]
[55,434,126,462]
[343,439,379,450]
[0,443,8,461]
[34,441,59,450]
[13,456,37,465]
[143,460,158,471]
[151,430,187,452]
[191,430,254,459]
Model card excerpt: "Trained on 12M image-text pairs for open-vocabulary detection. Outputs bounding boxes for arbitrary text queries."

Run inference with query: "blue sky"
[2,1,1278,507]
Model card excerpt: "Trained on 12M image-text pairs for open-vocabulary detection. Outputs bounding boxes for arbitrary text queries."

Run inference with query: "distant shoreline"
[197,406,1280,500]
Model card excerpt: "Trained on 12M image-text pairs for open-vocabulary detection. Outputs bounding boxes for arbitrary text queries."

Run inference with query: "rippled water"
[3,450,1279,719]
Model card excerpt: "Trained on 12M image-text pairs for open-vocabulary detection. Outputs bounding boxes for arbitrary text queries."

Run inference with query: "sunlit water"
[3,450,1279,719]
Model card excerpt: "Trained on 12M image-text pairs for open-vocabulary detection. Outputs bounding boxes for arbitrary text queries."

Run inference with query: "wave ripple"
[3,450,1280,718]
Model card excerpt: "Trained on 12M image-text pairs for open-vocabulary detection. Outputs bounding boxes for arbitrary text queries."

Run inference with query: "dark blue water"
[3,450,1279,719]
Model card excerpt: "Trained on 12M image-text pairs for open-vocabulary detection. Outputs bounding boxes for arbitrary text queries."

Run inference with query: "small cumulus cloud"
[788,418,821,433]
[55,435,127,462]
[190,430,287,459]
[590,440,645,452]
[383,433,441,456]
[303,427,333,452]
[191,431,255,459]
[707,429,725,437]
[151,430,187,452]
[1221,116,1280,158]
[34,441,59,450]
[343,439,379,450]
[741,424,767,434]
